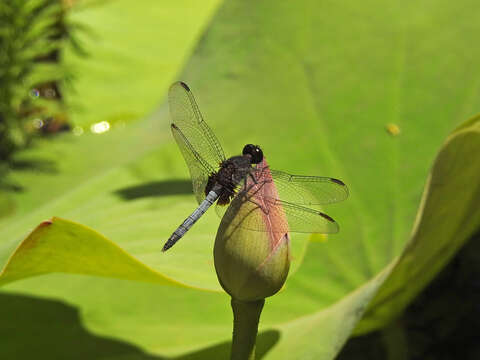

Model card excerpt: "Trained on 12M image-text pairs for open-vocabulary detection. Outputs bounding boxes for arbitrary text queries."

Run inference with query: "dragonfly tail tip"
[162,235,180,252]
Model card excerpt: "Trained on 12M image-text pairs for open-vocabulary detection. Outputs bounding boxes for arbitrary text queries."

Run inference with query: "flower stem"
[381,318,408,360]
[230,298,265,360]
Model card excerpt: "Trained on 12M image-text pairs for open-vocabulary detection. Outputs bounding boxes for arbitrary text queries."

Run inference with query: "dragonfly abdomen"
[162,189,220,251]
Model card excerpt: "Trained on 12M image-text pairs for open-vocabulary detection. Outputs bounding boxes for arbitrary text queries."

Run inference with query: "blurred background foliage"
[0,0,85,164]
[0,0,479,359]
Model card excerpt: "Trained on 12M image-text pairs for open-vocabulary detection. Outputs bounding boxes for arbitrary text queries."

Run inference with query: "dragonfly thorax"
[206,155,254,205]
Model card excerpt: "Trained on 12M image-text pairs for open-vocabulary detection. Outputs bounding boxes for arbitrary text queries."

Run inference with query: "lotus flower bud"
[214,159,291,301]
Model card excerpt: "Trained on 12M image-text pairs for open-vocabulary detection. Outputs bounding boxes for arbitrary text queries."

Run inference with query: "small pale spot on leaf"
[310,233,328,243]
[386,123,401,136]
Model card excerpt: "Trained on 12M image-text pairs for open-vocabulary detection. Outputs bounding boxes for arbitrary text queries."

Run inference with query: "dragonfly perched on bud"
[163,82,348,252]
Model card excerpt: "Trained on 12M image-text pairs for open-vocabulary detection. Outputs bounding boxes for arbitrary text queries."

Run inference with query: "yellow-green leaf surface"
[0,217,187,288]
[65,0,223,128]
[1,0,480,359]
[263,115,480,359]
[356,116,480,334]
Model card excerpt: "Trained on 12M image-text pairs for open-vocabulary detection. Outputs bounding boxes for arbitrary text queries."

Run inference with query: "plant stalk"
[381,318,408,360]
[230,298,265,360]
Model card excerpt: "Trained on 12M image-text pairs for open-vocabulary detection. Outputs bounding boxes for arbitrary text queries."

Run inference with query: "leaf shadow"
[175,329,279,360]
[8,158,58,174]
[114,180,192,200]
[0,157,59,194]
[0,292,279,359]
[0,181,24,193]
[0,292,160,360]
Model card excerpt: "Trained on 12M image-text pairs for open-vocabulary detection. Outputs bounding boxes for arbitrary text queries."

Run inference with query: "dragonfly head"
[243,144,263,164]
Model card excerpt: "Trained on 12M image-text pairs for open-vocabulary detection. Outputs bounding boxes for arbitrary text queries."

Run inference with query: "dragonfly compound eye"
[243,144,263,164]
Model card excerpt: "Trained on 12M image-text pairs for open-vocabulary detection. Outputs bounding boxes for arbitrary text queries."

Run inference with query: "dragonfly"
[162,81,348,251]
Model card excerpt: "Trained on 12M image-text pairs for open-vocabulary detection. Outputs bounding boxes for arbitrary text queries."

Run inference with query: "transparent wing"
[171,124,213,204]
[169,82,226,169]
[216,167,348,218]
[217,159,342,234]
[224,194,339,234]
[269,169,349,205]
[277,200,339,233]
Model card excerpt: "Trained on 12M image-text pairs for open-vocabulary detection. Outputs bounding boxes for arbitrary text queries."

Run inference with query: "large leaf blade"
[356,115,480,334]
[0,217,189,288]
[1,0,480,359]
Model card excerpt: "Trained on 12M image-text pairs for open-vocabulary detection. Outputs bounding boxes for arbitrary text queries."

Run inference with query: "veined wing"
[169,82,226,203]
[225,194,339,234]
[171,123,214,204]
[277,199,339,233]
[218,158,341,234]
[169,81,226,169]
[263,169,349,206]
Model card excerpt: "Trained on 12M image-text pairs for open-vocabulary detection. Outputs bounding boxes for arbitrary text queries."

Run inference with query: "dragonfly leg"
[248,165,270,185]
[247,171,258,185]
[241,183,272,216]
[249,197,270,215]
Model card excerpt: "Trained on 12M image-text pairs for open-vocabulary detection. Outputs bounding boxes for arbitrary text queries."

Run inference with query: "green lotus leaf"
[0,217,188,289]
[1,0,480,359]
